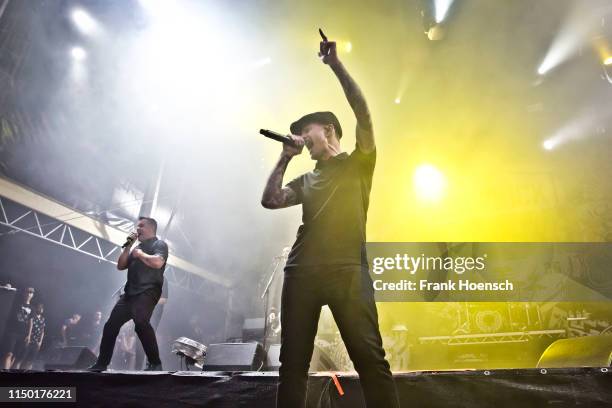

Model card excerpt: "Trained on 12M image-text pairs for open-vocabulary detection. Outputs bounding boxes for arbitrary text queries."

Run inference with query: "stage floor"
[0,368,611,407]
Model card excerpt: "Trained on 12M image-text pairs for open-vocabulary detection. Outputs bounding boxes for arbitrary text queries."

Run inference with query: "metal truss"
[164,265,225,297]
[419,329,566,346]
[0,195,226,297]
[0,195,121,264]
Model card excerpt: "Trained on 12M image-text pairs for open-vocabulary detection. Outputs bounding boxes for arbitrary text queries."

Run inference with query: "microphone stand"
[260,249,288,352]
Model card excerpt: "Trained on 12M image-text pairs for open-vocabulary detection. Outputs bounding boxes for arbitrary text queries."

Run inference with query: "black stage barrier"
[0,368,611,407]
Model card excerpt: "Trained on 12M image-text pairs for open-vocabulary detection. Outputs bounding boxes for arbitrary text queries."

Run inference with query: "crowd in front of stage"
[0,284,107,370]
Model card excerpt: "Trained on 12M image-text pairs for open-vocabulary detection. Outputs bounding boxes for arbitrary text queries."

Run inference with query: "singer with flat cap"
[261,32,400,408]
[88,216,168,372]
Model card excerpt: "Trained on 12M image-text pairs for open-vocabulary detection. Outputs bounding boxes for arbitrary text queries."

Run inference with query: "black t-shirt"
[7,301,33,334]
[285,147,376,267]
[124,237,169,296]
[63,318,80,342]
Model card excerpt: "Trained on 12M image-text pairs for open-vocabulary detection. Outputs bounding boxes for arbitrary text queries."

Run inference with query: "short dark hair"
[138,216,158,233]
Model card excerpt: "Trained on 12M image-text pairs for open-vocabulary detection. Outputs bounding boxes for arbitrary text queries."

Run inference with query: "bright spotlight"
[394,98,401,104]
[542,139,556,150]
[537,3,598,76]
[71,8,97,34]
[344,42,353,53]
[537,43,574,76]
[71,47,87,61]
[426,24,446,41]
[537,64,548,76]
[413,164,446,202]
[434,0,454,23]
[543,110,602,150]
[537,40,576,75]
[604,56,612,66]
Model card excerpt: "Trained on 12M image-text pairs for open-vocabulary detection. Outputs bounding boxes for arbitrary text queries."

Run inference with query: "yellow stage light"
[413,164,446,202]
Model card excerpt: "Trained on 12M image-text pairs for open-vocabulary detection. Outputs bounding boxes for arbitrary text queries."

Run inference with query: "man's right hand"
[124,232,137,250]
[281,135,305,158]
[261,136,304,209]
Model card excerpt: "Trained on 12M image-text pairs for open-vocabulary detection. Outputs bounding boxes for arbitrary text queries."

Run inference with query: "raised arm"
[261,136,304,209]
[320,40,375,153]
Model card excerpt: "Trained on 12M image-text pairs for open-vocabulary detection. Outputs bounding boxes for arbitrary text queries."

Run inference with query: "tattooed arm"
[320,40,375,153]
[261,136,304,209]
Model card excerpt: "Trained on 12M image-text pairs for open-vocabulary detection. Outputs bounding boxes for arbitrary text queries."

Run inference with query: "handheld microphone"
[259,129,298,147]
[122,235,136,249]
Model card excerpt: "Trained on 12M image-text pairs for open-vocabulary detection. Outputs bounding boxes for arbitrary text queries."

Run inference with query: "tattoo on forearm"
[262,156,299,208]
[333,63,372,131]
[282,187,299,206]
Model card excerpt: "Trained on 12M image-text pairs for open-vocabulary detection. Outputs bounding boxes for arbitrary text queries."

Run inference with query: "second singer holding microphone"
[88,216,168,372]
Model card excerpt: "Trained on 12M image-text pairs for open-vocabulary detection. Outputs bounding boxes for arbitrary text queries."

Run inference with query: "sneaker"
[86,363,107,372]
[144,362,162,371]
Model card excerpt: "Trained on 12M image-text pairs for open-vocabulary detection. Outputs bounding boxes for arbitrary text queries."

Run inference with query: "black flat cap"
[290,111,343,139]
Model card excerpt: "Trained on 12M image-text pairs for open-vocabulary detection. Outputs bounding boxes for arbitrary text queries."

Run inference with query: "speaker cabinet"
[44,346,97,370]
[202,343,265,371]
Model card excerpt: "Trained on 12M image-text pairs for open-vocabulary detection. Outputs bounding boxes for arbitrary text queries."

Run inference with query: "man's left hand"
[319,40,339,66]
[132,248,144,259]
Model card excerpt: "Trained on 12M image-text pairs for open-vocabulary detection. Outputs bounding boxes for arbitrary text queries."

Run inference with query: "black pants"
[134,304,164,370]
[96,291,161,367]
[277,265,400,408]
